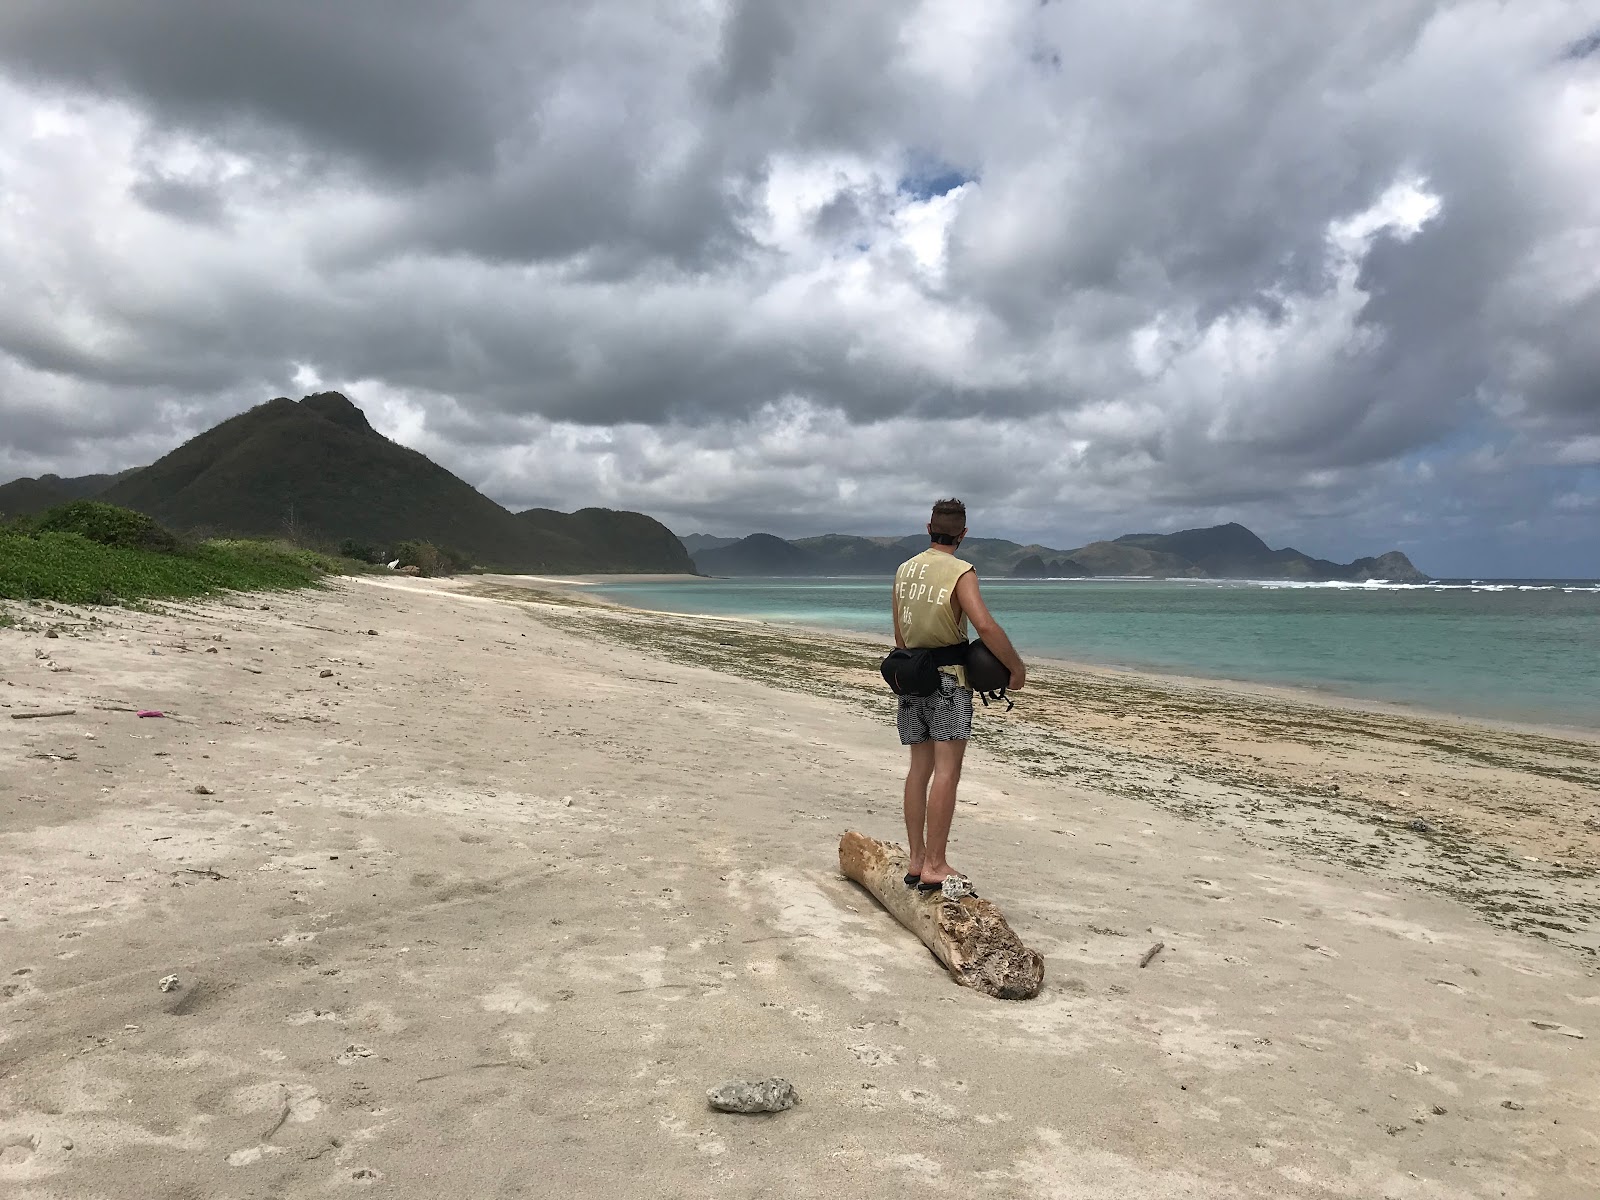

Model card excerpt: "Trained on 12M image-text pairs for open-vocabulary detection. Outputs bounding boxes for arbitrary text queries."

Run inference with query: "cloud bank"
[0,0,1596,574]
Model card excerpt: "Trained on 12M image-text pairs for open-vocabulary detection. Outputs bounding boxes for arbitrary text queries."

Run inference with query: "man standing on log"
[892,498,1026,892]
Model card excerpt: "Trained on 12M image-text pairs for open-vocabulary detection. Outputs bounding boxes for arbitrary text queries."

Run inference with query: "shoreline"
[463,575,1600,956]
[494,572,1600,744]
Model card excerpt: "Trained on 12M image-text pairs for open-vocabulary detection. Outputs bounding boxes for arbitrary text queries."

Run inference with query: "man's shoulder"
[893,548,977,577]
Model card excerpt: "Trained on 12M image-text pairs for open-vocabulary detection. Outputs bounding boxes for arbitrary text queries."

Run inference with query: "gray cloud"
[128,174,229,227]
[0,0,506,177]
[0,0,1596,575]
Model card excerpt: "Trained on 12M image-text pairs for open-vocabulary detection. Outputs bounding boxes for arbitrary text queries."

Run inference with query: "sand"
[1,576,1596,1199]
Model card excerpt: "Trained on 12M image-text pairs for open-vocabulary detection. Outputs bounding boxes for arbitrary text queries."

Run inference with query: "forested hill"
[680,522,1427,582]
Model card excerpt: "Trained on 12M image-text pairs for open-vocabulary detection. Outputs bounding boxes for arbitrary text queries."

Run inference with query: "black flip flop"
[903,873,921,887]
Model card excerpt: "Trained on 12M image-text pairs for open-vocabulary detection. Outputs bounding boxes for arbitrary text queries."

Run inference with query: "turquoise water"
[592,577,1600,729]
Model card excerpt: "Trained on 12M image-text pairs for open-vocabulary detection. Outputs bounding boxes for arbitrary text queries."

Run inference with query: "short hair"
[929,498,966,536]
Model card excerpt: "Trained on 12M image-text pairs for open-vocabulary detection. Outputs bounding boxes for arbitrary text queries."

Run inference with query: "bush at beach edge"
[0,502,359,605]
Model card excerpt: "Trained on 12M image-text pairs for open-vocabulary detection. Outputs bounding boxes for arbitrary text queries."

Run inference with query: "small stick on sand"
[1139,941,1166,968]
[261,1085,292,1142]
[415,1061,532,1084]
[11,709,77,720]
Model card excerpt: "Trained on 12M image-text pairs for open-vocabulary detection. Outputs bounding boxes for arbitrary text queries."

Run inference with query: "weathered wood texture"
[838,831,1045,1000]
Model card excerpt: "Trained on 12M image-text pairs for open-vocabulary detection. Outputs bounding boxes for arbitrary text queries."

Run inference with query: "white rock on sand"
[0,576,1596,1198]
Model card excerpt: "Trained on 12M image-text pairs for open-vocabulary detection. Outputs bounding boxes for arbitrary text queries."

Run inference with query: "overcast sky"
[1,1,1596,576]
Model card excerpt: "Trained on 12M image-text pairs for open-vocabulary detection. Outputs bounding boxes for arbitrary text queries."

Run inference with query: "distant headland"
[678,523,1428,583]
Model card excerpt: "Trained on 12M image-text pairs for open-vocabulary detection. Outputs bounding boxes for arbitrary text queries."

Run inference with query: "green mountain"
[685,522,1427,582]
[1011,553,1090,578]
[693,532,820,575]
[692,532,1093,577]
[0,469,136,517]
[514,507,691,573]
[1085,522,1427,581]
[791,534,907,574]
[7,392,690,573]
[678,533,739,554]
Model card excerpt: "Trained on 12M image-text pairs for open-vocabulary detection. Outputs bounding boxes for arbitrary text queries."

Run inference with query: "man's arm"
[953,570,1025,689]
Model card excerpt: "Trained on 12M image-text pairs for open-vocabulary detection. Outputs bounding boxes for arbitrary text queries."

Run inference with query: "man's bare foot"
[917,863,960,885]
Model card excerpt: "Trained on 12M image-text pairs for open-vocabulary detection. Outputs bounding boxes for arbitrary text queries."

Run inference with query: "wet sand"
[2,577,1596,1198]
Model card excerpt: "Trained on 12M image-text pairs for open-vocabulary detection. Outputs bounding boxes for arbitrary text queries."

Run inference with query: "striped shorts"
[896,670,973,744]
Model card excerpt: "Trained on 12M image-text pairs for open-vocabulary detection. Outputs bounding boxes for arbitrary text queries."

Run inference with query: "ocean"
[591,576,1600,730]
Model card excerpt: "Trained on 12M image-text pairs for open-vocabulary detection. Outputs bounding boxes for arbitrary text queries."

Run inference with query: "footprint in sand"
[899,1089,959,1120]
[480,985,548,1015]
[656,1116,725,1157]
[232,1081,324,1126]
[226,1144,287,1167]
[0,1127,74,1179]
[848,1043,897,1067]
[854,1083,886,1112]
[889,1153,943,1178]
[0,1133,39,1167]
[286,1008,343,1025]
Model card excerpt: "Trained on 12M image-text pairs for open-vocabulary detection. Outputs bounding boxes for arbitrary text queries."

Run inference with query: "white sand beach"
[2,577,1597,1199]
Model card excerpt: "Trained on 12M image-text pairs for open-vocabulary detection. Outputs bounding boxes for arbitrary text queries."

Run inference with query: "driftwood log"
[838,831,1045,1000]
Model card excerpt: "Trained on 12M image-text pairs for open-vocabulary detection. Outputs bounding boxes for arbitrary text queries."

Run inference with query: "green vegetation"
[0,503,353,605]
[338,538,386,564]
[394,539,473,577]
[33,499,181,552]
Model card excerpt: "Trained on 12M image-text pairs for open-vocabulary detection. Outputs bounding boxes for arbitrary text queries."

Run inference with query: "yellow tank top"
[894,548,975,685]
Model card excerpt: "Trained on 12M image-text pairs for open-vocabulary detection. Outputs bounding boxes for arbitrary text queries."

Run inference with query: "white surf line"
[342,576,533,606]
[488,573,600,586]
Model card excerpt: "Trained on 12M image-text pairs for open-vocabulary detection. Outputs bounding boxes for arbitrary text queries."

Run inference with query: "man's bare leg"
[903,741,936,876]
[917,738,968,883]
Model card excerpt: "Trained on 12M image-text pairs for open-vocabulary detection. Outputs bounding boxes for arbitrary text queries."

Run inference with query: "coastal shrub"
[33,500,182,553]
[0,530,341,604]
[438,544,473,573]
[393,539,471,577]
[394,539,443,576]
[338,537,387,564]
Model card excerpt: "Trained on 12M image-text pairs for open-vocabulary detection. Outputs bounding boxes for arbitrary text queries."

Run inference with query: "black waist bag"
[880,643,967,697]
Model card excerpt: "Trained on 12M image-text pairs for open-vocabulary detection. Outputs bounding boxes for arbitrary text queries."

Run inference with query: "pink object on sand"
[137,710,165,718]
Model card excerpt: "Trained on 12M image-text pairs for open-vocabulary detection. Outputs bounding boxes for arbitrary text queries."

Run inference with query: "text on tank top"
[894,548,975,684]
